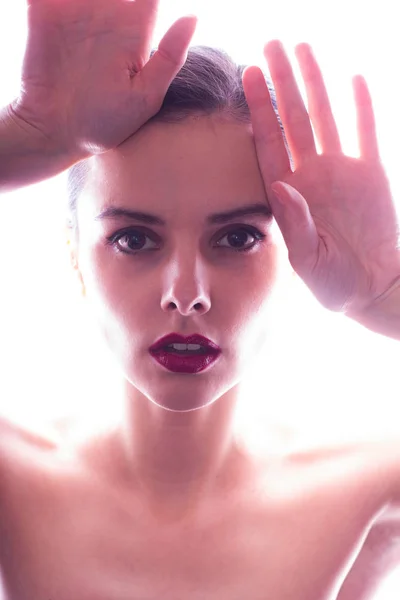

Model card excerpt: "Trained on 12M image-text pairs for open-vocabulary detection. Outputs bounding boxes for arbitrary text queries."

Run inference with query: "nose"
[160,253,211,316]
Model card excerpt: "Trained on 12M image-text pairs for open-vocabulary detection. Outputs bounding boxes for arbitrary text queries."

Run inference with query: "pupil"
[126,233,143,250]
[229,230,247,248]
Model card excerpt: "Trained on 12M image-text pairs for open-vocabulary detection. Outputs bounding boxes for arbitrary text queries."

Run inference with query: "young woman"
[1,1,400,599]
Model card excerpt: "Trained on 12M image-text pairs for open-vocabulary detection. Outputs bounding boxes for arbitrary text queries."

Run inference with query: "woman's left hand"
[243,41,400,315]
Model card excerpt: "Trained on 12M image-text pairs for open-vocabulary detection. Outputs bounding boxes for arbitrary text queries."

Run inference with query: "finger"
[264,40,316,168]
[353,74,381,162]
[131,0,162,21]
[295,44,342,154]
[242,65,291,184]
[270,181,320,278]
[138,15,198,110]
[133,0,160,9]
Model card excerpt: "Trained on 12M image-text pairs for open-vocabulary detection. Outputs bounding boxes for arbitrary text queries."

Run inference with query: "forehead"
[79,117,270,223]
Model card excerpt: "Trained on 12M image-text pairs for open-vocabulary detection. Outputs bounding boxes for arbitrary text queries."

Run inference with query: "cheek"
[244,244,281,303]
[85,260,151,349]
[81,244,125,301]
[78,250,129,337]
[241,245,285,333]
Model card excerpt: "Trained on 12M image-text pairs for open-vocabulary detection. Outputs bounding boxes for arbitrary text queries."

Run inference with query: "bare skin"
[1,415,400,600]
[2,0,400,596]
[1,116,400,600]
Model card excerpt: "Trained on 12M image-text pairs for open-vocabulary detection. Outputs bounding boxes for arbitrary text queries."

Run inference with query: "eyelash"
[105,226,267,256]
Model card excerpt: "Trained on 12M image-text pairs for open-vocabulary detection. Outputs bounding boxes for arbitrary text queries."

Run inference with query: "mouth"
[149,333,221,355]
[150,349,221,374]
[160,346,209,355]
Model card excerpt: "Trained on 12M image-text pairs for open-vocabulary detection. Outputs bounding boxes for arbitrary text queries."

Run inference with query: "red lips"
[149,333,221,353]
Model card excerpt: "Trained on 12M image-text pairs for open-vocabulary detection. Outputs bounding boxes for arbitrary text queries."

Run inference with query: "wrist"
[0,102,88,193]
[346,276,400,341]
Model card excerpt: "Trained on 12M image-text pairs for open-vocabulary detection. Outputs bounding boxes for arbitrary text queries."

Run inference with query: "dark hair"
[66,45,291,238]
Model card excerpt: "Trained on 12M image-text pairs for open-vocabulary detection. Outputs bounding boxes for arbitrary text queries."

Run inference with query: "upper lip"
[149,333,221,353]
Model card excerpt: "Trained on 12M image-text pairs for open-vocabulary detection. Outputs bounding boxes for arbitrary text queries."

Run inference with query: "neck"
[115,380,247,524]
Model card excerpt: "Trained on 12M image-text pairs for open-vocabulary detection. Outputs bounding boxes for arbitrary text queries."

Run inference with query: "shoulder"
[0,414,64,502]
[282,433,400,524]
[0,413,62,455]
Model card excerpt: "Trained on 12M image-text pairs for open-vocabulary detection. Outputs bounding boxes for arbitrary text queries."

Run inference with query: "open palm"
[243,41,400,314]
[14,0,197,155]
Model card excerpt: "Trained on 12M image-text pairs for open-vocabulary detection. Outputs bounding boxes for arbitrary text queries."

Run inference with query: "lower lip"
[149,350,221,373]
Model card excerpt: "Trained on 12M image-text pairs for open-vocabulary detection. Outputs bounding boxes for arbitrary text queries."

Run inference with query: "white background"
[0,0,400,596]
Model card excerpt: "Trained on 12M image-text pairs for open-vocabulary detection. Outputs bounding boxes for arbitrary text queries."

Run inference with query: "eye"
[216,226,267,253]
[106,228,158,254]
[105,226,267,255]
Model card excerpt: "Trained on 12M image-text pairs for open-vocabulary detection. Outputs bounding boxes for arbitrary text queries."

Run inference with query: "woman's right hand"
[9,0,197,158]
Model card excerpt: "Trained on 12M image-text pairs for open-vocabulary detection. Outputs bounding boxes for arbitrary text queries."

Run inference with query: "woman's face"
[71,115,291,411]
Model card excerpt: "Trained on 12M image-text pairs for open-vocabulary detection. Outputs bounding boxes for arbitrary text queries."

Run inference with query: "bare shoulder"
[0,413,62,456]
[278,434,400,521]
[288,431,400,564]
[0,414,65,504]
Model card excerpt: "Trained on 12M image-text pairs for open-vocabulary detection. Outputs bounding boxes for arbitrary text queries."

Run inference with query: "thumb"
[139,15,198,109]
[269,181,320,273]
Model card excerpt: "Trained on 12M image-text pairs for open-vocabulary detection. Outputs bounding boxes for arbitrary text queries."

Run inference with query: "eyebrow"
[95,203,273,226]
